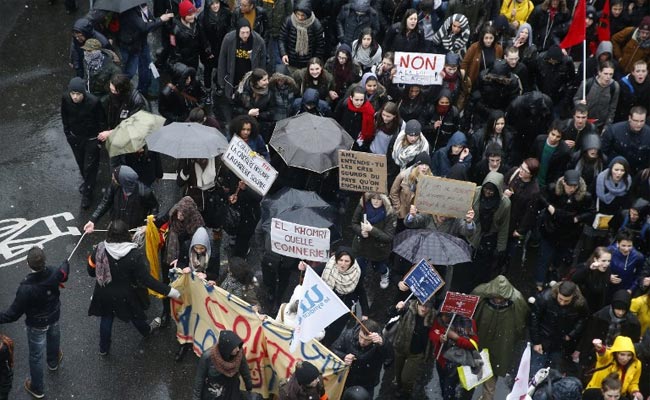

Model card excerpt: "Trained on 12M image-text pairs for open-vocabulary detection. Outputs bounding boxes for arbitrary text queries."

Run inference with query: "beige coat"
[390,167,417,219]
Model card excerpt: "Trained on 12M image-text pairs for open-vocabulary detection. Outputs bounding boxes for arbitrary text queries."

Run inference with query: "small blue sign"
[403,259,445,304]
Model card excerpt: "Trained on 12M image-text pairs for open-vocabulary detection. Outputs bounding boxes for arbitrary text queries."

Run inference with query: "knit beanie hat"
[68,77,86,93]
[178,0,197,18]
[294,362,320,385]
[611,289,631,311]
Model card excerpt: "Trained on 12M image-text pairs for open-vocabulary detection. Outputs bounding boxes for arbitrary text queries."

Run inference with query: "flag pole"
[348,310,370,335]
[583,39,587,100]
[435,312,457,360]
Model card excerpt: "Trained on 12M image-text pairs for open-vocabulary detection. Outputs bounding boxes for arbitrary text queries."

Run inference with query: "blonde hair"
[407,164,432,185]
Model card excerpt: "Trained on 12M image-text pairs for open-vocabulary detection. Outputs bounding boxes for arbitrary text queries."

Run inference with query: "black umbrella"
[259,187,339,241]
[146,123,229,159]
[393,229,472,265]
[269,113,354,173]
[92,0,142,13]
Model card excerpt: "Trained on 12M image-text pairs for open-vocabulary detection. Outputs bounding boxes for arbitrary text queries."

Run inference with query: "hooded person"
[336,0,380,47]
[81,38,122,100]
[612,17,650,74]
[569,133,607,191]
[279,0,326,69]
[218,18,267,100]
[472,60,522,127]
[431,130,472,177]
[341,386,371,400]
[291,87,331,116]
[468,172,511,288]
[83,166,158,233]
[580,41,621,85]
[471,275,529,400]
[60,76,107,209]
[159,62,205,123]
[431,13,470,56]
[192,330,253,400]
[70,17,110,78]
[512,22,538,66]
[345,72,387,112]
[585,336,643,399]
[611,198,650,254]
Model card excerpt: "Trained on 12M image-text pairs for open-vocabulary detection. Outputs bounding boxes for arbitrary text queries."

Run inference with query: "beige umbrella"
[105,111,166,157]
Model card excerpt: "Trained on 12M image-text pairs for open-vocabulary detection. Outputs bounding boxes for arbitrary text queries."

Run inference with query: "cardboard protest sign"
[414,176,476,219]
[440,292,480,319]
[270,218,330,262]
[171,274,349,399]
[222,135,278,196]
[338,150,387,193]
[394,52,445,85]
[402,259,445,303]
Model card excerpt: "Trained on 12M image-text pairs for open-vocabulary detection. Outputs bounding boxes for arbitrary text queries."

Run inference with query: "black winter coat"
[159,63,205,123]
[331,324,394,388]
[107,90,149,129]
[530,52,575,103]
[88,247,170,321]
[336,4,380,46]
[601,121,650,175]
[527,6,570,51]
[90,183,158,228]
[530,287,590,351]
[169,19,207,69]
[61,91,107,138]
[199,5,232,64]
[231,6,269,41]
[532,135,571,186]
[279,15,326,69]
[118,6,164,53]
[383,23,427,53]
[538,175,595,243]
[0,262,69,328]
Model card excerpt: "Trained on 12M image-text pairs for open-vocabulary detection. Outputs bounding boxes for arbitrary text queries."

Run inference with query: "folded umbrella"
[105,111,166,157]
[269,113,354,173]
[146,122,229,159]
[92,0,143,13]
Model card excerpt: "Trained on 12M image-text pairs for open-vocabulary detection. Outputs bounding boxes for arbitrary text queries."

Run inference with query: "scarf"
[596,169,631,204]
[433,14,469,55]
[96,241,138,286]
[321,257,361,295]
[251,81,269,97]
[443,71,458,93]
[194,158,217,190]
[84,50,104,74]
[605,307,625,346]
[478,185,500,230]
[365,201,387,224]
[210,345,243,377]
[291,12,315,56]
[165,197,205,264]
[346,97,375,141]
[392,131,429,168]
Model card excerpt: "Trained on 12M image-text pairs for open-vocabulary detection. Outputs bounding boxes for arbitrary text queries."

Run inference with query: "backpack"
[584,77,618,100]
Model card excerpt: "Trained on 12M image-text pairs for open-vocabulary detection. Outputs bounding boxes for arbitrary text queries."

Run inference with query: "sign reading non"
[440,292,480,319]
[402,259,445,304]
[394,52,445,85]
[414,176,476,219]
[222,135,278,196]
[270,218,330,262]
[338,150,387,193]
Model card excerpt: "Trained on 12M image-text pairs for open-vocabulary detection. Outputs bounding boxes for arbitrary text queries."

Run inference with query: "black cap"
[294,362,320,386]
[412,152,431,169]
[563,170,580,185]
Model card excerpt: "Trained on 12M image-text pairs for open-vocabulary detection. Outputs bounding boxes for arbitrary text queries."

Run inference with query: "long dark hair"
[401,8,418,34]
[484,110,506,139]
[479,26,497,49]
[375,101,401,135]
[353,27,379,58]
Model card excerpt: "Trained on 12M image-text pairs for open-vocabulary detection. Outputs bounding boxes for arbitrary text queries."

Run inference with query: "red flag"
[598,0,611,41]
[560,0,586,48]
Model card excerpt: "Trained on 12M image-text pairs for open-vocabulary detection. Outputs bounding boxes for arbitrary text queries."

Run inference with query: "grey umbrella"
[145,123,229,159]
[269,113,354,173]
[92,0,142,13]
[393,229,472,265]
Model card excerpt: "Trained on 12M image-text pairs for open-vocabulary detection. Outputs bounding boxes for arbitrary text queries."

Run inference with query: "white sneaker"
[380,271,390,289]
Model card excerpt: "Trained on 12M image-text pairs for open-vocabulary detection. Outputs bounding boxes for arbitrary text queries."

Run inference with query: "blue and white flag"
[289,266,349,352]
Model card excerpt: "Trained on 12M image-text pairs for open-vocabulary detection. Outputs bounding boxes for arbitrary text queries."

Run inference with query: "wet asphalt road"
[0,2,526,398]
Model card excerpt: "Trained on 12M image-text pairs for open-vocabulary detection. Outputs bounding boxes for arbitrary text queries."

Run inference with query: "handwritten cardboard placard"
[222,135,278,196]
[414,176,476,219]
[270,218,330,262]
[394,52,445,85]
[338,150,387,193]
[402,259,445,304]
[440,292,480,319]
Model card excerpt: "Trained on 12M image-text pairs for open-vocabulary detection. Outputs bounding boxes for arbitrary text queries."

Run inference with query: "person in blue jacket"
[608,229,646,294]
[431,130,472,177]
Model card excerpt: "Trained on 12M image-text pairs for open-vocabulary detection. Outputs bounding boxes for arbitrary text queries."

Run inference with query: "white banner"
[222,135,278,196]
[506,343,531,400]
[394,52,445,85]
[290,266,350,352]
[270,218,330,262]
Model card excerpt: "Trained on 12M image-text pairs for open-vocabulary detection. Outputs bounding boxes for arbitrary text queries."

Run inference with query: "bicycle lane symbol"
[0,212,81,268]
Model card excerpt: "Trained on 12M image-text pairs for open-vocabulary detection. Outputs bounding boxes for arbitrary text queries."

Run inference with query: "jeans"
[99,314,150,354]
[534,237,574,285]
[120,42,153,94]
[26,322,61,394]
[356,257,389,275]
